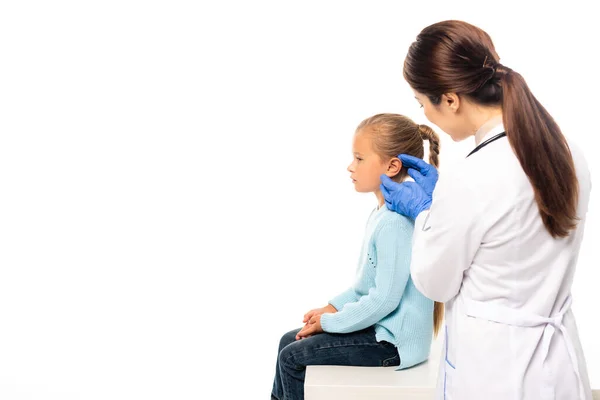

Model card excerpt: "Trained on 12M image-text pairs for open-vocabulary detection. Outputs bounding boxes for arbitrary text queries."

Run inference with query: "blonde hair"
[356,113,444,337]
[356,113,440,182]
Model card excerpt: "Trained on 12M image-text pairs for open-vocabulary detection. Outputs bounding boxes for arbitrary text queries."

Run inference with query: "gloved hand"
[380,154,439,220]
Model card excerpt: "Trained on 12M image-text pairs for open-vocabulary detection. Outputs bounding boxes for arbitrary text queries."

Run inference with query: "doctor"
[381,20,593,399]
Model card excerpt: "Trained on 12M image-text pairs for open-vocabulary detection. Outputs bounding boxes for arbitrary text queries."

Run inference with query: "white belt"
[463,295,585,400]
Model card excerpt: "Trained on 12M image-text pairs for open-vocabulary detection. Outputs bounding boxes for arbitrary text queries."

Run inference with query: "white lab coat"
[410,119,593,400]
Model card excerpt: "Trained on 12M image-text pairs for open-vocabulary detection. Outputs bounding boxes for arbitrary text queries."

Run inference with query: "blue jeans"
[271,327,400,400]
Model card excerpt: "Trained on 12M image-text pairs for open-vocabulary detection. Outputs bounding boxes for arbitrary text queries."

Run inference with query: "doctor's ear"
[442,93,460,112]
[385,158,402,177]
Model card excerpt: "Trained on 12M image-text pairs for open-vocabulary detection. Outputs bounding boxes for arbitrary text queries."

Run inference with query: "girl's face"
[347,130,389,193]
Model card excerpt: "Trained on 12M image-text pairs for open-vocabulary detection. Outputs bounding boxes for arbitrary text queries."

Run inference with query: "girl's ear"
[385,157,402,177]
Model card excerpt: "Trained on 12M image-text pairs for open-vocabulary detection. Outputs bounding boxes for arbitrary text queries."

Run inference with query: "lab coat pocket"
[443,360,457,400]
[443,325,457,399]
[455,314,514,399]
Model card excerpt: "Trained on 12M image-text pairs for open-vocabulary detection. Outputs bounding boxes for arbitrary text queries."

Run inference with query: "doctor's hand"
[400,154,438,197]
[380,155,439,220]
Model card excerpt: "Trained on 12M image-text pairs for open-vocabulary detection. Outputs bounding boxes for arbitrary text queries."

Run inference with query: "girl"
[271,113,444,400]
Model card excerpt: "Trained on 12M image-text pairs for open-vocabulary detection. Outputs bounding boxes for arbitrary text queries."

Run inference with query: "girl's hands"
[296,304,337,340]
[302,304,337,324]
[296,314,323,339]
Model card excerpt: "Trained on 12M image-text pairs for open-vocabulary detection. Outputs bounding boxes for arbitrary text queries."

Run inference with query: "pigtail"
[418,124,441,169]
[417,124,444,337]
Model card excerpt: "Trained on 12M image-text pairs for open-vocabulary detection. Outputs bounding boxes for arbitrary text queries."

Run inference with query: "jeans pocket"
[381,354,400,367]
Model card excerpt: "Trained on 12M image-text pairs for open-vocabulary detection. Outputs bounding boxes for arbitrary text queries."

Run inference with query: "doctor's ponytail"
[403,20,579,238]
[497,66,578,238]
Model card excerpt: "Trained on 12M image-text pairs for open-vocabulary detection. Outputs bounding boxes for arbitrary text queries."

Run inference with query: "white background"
[0,1,598,399]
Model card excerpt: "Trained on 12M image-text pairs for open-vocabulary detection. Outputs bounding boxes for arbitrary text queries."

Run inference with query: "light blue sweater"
[320,204,434,369]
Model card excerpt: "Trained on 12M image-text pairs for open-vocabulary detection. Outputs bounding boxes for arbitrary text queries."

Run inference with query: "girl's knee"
[278,341,300,369]
[279,328,301,350]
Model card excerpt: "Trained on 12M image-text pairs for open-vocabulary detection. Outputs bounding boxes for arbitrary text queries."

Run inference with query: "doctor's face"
[347,130,388,193]
[414,90,470,141]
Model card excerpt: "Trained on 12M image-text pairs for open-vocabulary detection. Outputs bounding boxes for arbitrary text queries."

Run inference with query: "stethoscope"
[420,131,507,232]
[466,132,507,158]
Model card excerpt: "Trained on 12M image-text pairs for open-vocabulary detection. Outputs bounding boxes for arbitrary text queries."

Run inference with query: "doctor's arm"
[410,173,486,303]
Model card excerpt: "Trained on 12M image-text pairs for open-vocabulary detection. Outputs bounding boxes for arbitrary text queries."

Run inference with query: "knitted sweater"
[320,204,434,369]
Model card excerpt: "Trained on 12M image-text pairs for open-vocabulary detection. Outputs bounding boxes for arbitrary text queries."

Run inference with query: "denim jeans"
[271,327,400,400]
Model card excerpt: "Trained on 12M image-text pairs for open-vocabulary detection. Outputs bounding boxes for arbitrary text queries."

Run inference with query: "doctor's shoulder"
[436,148,515,198]
[433,159,483,198]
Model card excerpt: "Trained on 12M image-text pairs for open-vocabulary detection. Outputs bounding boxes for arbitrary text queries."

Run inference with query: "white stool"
[304,340,441,400]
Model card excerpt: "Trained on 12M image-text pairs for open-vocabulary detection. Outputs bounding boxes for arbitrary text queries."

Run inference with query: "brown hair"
[357,113,444,337]
[403,20,579,238]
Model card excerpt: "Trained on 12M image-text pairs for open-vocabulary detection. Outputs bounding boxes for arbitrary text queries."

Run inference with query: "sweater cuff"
[329,291,356,311]
[320,312,336,333]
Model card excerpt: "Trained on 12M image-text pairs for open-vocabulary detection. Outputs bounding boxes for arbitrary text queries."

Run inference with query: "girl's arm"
[328,287,359,311]
[320,217,412,333]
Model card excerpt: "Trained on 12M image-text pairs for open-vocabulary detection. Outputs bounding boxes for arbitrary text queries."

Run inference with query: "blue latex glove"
[380,154,439,220]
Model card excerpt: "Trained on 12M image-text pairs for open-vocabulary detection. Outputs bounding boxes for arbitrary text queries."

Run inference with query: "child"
[271,113,444,400]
